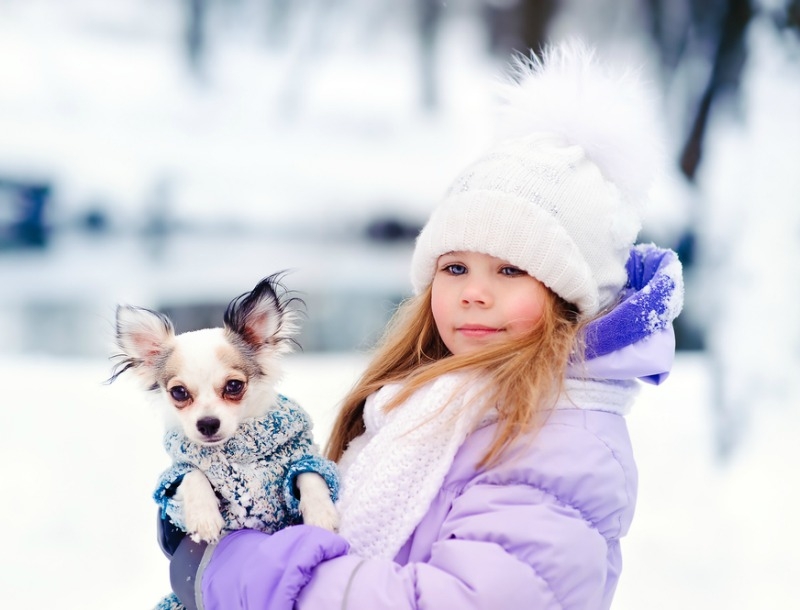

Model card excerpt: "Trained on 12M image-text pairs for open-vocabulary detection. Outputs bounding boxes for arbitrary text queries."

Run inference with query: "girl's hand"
[199,526,349,610]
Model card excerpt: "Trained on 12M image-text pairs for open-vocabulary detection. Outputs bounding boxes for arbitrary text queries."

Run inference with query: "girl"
[163,41,683,610]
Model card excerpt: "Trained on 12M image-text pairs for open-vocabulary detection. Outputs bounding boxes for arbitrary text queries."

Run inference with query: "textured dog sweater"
[154,394,339,535]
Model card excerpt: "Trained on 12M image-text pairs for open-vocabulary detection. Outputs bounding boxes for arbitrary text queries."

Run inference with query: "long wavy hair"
[326,283,585,468]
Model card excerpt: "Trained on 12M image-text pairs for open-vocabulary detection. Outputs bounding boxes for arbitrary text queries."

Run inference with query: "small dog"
[110,274,339,547]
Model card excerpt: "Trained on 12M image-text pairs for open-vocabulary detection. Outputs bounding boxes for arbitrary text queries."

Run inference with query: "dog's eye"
[224,379,245,397]
[169,386,190,402]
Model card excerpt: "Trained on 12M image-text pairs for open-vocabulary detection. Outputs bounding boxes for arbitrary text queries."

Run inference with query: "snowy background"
[1,0,799,607]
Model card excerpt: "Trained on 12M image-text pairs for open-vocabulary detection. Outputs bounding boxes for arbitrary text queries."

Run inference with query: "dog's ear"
[224,273,299,351]
[109,305,175,385]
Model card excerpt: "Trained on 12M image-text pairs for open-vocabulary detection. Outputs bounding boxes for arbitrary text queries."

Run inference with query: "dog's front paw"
[301,499,340,532]
[296,472,340,532]
[185,506,226,544]
[177,470,226,543]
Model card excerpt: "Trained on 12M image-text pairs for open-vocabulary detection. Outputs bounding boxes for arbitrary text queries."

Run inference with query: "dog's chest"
[204,453,296,532]
[168,435,310,532]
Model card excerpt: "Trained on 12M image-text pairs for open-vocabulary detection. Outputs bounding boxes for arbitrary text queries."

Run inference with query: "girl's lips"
[457,325,502,337]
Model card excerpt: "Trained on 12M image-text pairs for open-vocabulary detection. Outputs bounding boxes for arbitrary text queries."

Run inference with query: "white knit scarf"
[336,372,490,560]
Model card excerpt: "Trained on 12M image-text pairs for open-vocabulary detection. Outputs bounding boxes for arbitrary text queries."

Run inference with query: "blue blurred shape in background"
[0,176,52,250]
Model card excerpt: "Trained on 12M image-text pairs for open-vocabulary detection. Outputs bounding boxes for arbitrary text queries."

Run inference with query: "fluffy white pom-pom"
[494,40,665,209]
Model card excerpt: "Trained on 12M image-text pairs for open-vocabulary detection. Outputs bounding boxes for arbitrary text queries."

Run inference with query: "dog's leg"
[296,472,339,532]
[176,470,225,543]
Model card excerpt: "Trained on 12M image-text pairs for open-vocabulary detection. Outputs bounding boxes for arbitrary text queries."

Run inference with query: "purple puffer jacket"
[298,406,636,609]
[171,244,683,610]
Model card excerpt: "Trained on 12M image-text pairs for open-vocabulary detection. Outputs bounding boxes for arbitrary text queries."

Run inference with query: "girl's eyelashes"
[438,262,526,276]
[500,265,526,277]
[441,262,467,275]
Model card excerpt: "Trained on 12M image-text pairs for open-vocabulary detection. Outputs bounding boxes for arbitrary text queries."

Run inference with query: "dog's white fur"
[112,276,338,543]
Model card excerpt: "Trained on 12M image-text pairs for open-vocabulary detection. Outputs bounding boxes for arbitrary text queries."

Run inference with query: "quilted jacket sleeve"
[298,491,607,609]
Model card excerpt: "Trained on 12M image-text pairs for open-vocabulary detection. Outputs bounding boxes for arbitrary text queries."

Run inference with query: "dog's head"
[110,274,300,445]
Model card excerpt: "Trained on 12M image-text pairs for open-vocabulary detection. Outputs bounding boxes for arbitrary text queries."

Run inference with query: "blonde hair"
[326,283,585,468]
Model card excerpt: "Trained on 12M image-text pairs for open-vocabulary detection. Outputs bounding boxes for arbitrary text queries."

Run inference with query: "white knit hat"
[410,41,664,317]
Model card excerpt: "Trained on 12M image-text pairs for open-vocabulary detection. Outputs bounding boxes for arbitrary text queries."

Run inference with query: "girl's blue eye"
[501,266,525,277]
[444,263,467,275]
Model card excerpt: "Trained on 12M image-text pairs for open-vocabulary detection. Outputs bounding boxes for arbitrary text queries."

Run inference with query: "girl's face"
[431,251,550,356]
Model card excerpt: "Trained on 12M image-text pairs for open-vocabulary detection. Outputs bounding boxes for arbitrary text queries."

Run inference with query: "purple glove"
[201,526,350,610]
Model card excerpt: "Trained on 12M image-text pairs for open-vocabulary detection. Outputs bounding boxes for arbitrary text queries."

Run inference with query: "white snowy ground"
[1,352,798,609]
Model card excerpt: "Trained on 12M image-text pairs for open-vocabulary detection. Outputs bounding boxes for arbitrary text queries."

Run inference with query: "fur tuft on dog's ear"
[108,305,175,386]
[224,273,302,353]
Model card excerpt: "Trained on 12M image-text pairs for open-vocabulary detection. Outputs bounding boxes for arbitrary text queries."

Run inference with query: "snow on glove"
[201,526,350,610]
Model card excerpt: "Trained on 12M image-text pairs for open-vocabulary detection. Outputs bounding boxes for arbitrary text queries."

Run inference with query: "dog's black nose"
[197,417,221,437]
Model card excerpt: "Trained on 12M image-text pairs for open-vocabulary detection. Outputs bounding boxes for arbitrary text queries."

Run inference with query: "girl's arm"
[299,413,633,610]
[168,525,350,610]
[183,414,632,610]
[297,481,612,609]
[185,480,614,610]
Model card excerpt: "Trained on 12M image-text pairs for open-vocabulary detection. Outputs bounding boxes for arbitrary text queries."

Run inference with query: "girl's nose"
[460,280,492,306]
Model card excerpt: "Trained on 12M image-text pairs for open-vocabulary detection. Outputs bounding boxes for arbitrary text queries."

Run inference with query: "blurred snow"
[1,352,798,608]
[0,0,496,228]
[688,14,800,456]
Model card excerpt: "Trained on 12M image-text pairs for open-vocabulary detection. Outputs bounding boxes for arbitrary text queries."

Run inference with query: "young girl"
[162,41,683,610]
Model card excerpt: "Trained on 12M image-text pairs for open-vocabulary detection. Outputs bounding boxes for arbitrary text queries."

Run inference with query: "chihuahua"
[110,274,338,544]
